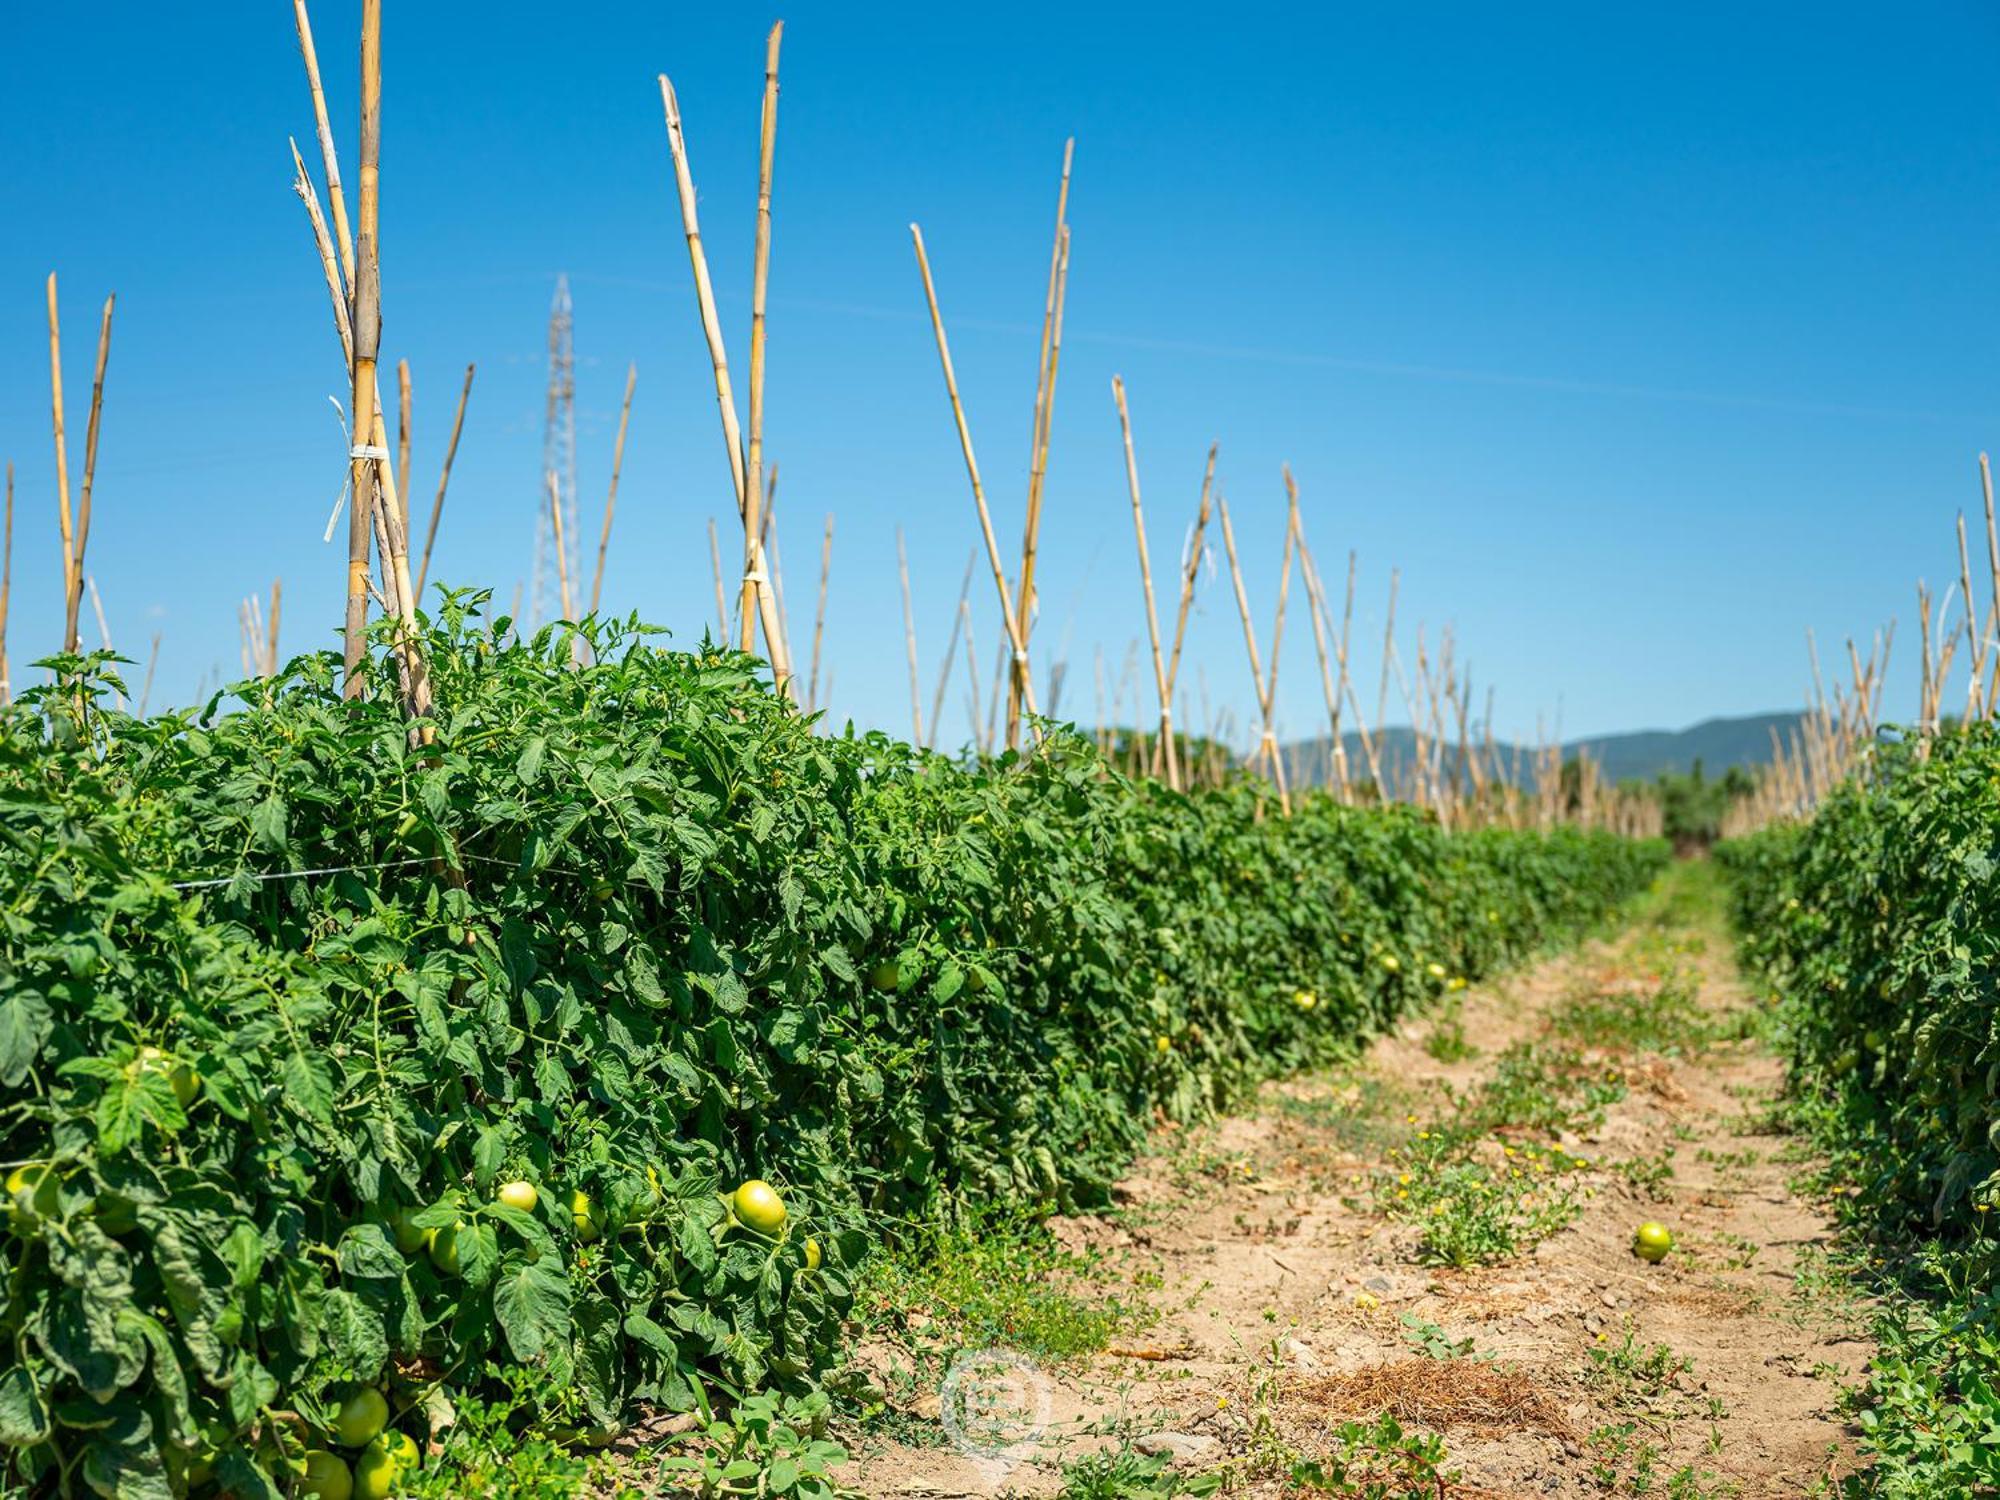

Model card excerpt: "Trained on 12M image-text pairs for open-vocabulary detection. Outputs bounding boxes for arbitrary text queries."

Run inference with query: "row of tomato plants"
[0,598,1666,1498]
[1716,726,2000,1495]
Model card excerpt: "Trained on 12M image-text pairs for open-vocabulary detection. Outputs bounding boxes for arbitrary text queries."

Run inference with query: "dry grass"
[1274,1360,1577,1441]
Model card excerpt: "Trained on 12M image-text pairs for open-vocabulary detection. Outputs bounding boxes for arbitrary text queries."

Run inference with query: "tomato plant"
[0,598,1662,1496]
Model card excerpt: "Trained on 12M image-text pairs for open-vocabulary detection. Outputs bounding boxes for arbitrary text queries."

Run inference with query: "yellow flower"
[1398,1174,1411,1186]
[1405,1114,1418,1124]
[1396,1189,1408,1199]
[1503,1147,1516,1158]
[1217,1395,1230,1407]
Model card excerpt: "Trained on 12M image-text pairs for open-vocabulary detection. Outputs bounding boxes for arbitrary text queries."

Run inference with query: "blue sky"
[2,2,1996,747]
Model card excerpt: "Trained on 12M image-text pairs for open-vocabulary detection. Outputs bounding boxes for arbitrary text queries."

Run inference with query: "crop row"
[0,604,1666,1497]
[1717,726,2000,1493]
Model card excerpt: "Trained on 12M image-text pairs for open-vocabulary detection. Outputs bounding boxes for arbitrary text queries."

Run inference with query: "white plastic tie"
[349,444,391,462]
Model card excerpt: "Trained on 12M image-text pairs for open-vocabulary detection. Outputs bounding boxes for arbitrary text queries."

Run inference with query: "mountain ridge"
[1280,709,1807,789]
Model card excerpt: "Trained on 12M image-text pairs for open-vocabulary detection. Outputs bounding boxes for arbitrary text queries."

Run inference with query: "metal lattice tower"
[531,275,579,625]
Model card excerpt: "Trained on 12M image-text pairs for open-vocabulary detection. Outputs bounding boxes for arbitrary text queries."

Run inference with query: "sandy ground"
[839,884,1868,1499]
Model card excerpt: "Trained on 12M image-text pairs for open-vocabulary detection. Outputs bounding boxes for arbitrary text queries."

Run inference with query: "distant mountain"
[1281,710,1810,789]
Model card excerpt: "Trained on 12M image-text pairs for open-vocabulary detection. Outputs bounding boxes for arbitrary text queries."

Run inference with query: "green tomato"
[1633,1221,1674,1263]
[389,1207,427,1256]
[352,1445,400,1500]
[868,960,901,993]
[137,1045,201,1108]
[732,1179,787,1236]
[570,1190,603,1243]
[496,1180,538,1213]
[427,1223,463,1275]
[302,1449,353,1500]
[332,1387,388,1449]
[7,1164,60,1229]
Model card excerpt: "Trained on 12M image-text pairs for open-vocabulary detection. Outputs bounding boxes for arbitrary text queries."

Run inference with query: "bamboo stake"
[1012,141,1075,748]
[927,549,975,747]
[589,362,637,615]
[908,223,1043,739]
[0,461,11,704]
[47,275,77,653]
[964,601,987,755]
[290,138,354,353]
[809,513,834,715]
[1216,496,1290,813]
[740,22,783,651]
[1376,568,1399,760]
[71,294,114,651]
[708,518,732,649]
[416,363,474,603]
[1982,453,2000,717]
[759,468,792,669]
[293,0,354,291]
[1295,530,1344,798]
[657,72,791,689]
[267,579,283,677]
[1111,377,1179,790]
[1266,469,1301,760]
[1958,510,1981,720]
[897,527,925,744]
[547,471,574,621]
[1164,444,1217,713]
[137,631,160,717]
[342,3,383,696]
[396,358,413,519]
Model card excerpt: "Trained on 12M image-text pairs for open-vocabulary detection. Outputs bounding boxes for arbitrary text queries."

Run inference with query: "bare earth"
[841,885,1870,1498]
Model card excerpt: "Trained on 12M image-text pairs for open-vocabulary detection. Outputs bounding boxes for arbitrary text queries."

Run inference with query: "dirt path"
[842,866,1869,1499]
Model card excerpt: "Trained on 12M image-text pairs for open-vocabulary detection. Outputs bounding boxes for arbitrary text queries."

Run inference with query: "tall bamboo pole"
[547,470,574,622]
[1266,469,1300,748]
[657,73,791,690]
[395,358,413,518]
[293,0,354,291]
[707,518,732,649]
[257,579,278,678]
[416,363,474,603]
[909,223,1043,740]
[589,362,638,615]
[808,513,834,715]
[0,462,11,704]
[897,527,925,745]
[1982,453,2000,717]
[1295,529,1346,798]
[70,294,114,653]
[1011,141,1075,748]
[137,632,160,717]
[1958,510,1981,720]
[1164,443,1217,711]
[46,276,76,653]
[343,0,383,697]
[1112,377,1179,790]
[1215,496,1290,813]
[740,23,783,653]
[927,549,975,748]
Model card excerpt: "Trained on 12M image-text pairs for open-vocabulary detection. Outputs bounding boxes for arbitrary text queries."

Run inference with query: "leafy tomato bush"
[1718,725,2000,1496]
[0,596,1662,1496]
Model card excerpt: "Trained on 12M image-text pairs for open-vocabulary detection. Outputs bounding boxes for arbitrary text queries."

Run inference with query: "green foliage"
[0,602,1663,1496]
[651,1390,850,1499]
[1284,1413,1454,1497]
[1058,1447,1221,1500]
[1649,759,1754,851]
[1717,725,2000,1496]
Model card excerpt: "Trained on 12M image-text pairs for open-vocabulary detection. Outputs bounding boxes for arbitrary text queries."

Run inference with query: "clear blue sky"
[3,2,1996,747]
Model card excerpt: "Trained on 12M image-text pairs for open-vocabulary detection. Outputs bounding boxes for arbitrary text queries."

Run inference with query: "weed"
[1058,1448,1222,1499]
